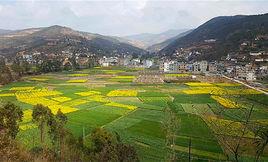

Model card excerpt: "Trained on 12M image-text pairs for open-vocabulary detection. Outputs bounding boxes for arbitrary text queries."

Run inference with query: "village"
[0,46,265,87]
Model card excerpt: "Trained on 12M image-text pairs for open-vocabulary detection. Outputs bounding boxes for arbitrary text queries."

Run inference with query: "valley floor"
[0,66,268,162]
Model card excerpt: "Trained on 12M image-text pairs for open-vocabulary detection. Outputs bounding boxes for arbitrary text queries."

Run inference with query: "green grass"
[177,113,216,139]
[139,96,171,107]
[55,85,91,98]
[128,120,165,139]
[66,106,127,137]
[173,94,216,104]
[75,101,104,109]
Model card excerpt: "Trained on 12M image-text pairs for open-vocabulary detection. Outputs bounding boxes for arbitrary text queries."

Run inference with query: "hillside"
[0,29,13,35]
[159,13,268,60]
[124,29,189,48]
[0,25,147,57]
[147,29,193,53]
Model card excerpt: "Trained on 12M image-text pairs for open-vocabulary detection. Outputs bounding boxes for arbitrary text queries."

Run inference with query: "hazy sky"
[0,0,267,36]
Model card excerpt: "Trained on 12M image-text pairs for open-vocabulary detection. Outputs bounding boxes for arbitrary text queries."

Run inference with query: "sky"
[0,0,267,36]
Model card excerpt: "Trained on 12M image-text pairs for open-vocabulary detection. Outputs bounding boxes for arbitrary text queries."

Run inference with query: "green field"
[0,67,268,161]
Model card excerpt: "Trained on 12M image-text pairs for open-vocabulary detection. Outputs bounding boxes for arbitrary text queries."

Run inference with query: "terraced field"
[0,67,268,161]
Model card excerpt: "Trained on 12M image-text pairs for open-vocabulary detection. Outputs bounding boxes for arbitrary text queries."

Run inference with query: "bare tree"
[208,87,256,162]
[254,126,268,162]
[162,102,181,162]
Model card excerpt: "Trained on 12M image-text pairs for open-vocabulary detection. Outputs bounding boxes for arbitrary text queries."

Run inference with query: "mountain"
[159,13,268,60]
[0,25,147,57]
[0,29,13,35]
[147,29,193,53]
[124,29,190,48]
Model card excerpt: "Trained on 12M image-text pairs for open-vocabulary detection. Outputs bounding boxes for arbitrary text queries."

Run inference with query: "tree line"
[0,56,97,85]
[0,102,139,162]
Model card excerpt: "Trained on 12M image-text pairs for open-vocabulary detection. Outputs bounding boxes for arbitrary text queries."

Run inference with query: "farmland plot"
[0,67,267,162]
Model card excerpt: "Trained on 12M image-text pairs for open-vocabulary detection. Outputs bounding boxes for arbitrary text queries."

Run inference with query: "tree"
[117,143,139,162]
[21,61,31,74]
[0,133,31,162]
[0,64,13,84]
[90,128,117,153]
[90,128,139,162]
[207,89,255,162]
[48,109,68,158]
[11,61,23,77]
[0,102,23,139]
[32,104,53,144]
[254,127,268,162]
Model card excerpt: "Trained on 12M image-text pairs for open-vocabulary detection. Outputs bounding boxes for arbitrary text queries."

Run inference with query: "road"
[222,75,268,95]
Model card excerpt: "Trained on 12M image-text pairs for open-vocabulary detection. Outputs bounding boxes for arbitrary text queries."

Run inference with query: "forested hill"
[159,13,268,60]
[0,25,147,57]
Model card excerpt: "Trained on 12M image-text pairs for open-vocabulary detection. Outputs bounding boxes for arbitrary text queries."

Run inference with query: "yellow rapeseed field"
[52,96,72,102]
[211,95,240,108]
[62,99,89,107]
[107,90,138,97]
[182,86,260,95]
[67,79,87,83]
[15,89,62,98]
[87,95,110,103]
[10,87,35,91]
[182,87,223,95]
[0,93,15,97]
[30,78,49,81]
[203,116,255,138]
[185,82,213,87]
[75,91,101,96]
[48,105,78,114]
[112,76,135,79]
[68,74,88,77]
[105,102,137,110]
[18,97,59,107]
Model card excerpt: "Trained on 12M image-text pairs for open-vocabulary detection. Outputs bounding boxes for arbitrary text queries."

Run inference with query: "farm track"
[222,75,268,95]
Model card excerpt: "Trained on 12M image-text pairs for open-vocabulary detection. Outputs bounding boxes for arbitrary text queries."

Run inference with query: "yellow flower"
[105,102,137,110]
[10,87,35,91]
[62,99,89,107]
[68,74,88,77]
[22,109,33,123]
[67,79,87,83]
[48,105,78,114]
[113,76,135,79]
[30,78,48,81]
[52,97,72,102]
[211,95,240,108]
[75,91,101,96]
[107,90,138,97]
[203,116,255,138]
[0,93,15,97]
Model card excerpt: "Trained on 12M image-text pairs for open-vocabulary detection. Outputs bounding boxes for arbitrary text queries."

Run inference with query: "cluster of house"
[159,60,268,82]
[224,51,268,81]
[159,60,217,74]
[6,46,268,83]
[98,56,153,68]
